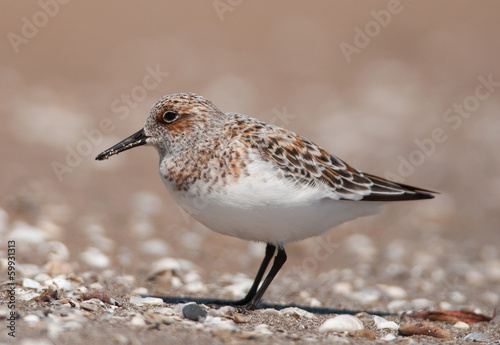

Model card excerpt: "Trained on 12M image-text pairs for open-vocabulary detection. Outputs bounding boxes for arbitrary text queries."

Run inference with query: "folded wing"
[237,121,436,202]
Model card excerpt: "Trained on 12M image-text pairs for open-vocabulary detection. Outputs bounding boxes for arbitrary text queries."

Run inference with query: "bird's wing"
[234,119,436,201]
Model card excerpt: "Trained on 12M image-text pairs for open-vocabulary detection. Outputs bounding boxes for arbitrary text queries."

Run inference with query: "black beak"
[95,128,149,161]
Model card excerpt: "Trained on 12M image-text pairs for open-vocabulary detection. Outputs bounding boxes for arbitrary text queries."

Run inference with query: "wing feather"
[234,117,436,201]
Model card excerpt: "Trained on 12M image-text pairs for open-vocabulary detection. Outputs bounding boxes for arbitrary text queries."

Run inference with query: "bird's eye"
[162,111,178,123]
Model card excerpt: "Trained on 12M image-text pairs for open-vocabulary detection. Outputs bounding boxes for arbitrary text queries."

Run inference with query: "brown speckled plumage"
[137,93,435,201]
[97,92,435,201]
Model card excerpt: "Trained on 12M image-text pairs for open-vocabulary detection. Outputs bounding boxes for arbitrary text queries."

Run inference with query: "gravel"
[1,199,500,344]
[182,303,207,321]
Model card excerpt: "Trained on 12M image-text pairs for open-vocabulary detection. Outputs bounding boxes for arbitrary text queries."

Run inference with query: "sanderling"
[96,92,436,309]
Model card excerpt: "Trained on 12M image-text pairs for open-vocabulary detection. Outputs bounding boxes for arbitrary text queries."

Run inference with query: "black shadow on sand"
[142,295,393,316]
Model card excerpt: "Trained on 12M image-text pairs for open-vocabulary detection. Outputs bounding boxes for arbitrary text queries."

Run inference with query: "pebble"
[131,287,148,295]
[130,315,146,327]
[129,296,164,306]
[23,278,42,291]
[60,299,79,308]
[387,299,410,312]
[18,263,41,278]
[318,315,364,333]
[389,266,411,281]
[381,333,397,341]
[221,274,253,298]
[354,312,373,322]
[411,298,434,310]
[308,297,322,307]
[280,307,316,319]
[44,260,73,276]
[217,305,236,316]
[92,236,116,253]
[40,241,70,261]
[450,291,466,304]
[439,301,453,310]
[453,321,470,329]
[349,329,375,340]
[155,307,176,315]
[463,332,494,342]
[115,275,136,288]
[23,314,41,326]
[20,290,41,301]
[185,281,205,293]
[182,303,207,321]
[233,314,249,324]
[204,316,237,332]
[170,276,183,288]
[80,299,104,312]
[398,322,453,339]
[80,247,110,269]
[72,285,89,296]
[208,306,236,317]
[260,308,281,317]
[332,282,353,295]
[45,277,72,291]
[9,221,47,244]
[82,290,110,303]
[351,288,381,305]
[147,257,198,282]
[373,315,399,330]
[254,324,273,336]
[140,239,171,256]
[144,311,176,325]
[376,284,408,299]
[89,282,104,290]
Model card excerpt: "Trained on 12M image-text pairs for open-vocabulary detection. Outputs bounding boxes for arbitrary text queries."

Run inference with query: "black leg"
[233,243,276,305]
[245,245,287,310]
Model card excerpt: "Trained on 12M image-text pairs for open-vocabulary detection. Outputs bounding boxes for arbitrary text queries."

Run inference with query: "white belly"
[161,160,383,245]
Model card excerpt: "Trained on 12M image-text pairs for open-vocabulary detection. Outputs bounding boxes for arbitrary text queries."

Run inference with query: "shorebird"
[96,93,436,309]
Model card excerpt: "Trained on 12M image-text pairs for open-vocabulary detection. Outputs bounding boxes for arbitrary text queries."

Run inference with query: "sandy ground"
[1,1,500,344]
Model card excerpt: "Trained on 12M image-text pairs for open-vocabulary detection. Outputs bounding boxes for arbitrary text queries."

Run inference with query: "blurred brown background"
[1,1,499,287]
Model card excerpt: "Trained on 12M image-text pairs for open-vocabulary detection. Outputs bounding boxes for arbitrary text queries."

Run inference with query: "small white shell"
[453,321,469,329]
[80,247,110,269]
[318,314,364,333]
[129,296,164,306]
[280,307,316,319]
[373,315,399,330]
[23,278,42,291]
